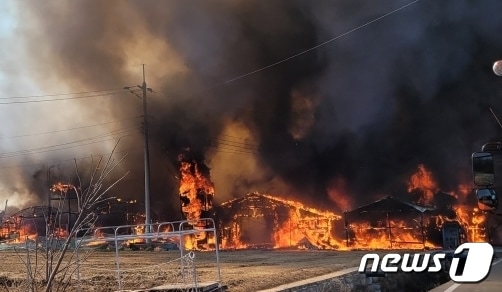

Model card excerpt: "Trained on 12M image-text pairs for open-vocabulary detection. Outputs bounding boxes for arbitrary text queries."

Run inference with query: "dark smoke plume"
[6,0,502,217]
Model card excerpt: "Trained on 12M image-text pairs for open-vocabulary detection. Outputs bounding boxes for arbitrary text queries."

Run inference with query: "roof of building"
[344,195,434,221]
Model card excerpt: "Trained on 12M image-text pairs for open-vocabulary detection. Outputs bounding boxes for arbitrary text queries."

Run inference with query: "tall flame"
[178,149,216,250]
[327,177,352,212]
[406,164,487,243]
[178,150,215,223]
[407,164,439,205]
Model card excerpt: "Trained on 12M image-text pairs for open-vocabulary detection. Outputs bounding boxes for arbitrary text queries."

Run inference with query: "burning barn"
[343,196,435,250]
[0,183,76,242]
[0,182,144,244]
[343,194,491,250]
[213,192,344,250]
[1,205,56,243]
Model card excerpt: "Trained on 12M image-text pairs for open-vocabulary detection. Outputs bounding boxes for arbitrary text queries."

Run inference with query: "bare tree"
[14,141,129,292]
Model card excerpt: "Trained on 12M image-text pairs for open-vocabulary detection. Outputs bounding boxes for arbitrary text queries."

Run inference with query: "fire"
[220,216,246,249]
[450,183,472,202]
[265,194,343,250]
[217,193,343,250]
[333,164,489,250]
[262,194,341,220]
[45,158,483,252]
[177,149,216,249]
[216,183,489,251]
[0,182,79,245]
[178,150,215,223]
[346,219,437,250]
[0,222,37,243]
[327,177,352,211]
[406,164,487,243]
[50,182,75,193]
[273,208,343,250]
[51,227,69,239]
[407,164,439,205]
[451,206,486,242]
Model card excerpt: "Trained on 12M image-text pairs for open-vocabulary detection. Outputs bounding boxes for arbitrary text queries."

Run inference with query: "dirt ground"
[0,247,400,292]
[198,249,370,291]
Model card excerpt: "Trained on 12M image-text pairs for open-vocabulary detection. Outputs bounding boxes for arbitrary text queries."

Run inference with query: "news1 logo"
[358,242,494,283]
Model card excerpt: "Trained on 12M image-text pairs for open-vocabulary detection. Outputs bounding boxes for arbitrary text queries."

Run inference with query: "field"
[0,248,380,291]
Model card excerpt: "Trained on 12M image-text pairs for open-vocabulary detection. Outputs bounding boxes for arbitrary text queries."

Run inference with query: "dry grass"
[0,248,396,292]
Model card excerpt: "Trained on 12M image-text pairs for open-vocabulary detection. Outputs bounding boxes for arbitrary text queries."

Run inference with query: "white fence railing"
[74,218,222,291]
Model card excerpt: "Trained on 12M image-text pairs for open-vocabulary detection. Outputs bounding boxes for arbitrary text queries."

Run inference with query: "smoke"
[2,0,502,215]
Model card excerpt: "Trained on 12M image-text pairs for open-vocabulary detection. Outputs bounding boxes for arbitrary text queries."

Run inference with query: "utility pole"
[125,65,153,244]
[46,165,53,282]
[141,64,152,242]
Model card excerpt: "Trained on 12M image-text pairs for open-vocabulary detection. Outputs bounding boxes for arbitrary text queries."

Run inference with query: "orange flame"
[405,164,487,243]
[346,219,437,250]
[327,177,352,211]
[178,156,215,223]
[407,164,439,205]
[1,221,38,243]
[50,182,75,193]
[220,217,247,249]
[451,206,486,242]
[219,193,343,250]
[273,208,343,250]
[220,165,488,251]
[178,150,216,249]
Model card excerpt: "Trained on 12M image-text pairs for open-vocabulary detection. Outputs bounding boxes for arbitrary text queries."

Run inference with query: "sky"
[0,1,143,209]
[0,1,47,207]
[1,0,502,219]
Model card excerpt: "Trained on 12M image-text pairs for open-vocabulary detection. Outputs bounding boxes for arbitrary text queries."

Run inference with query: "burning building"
[172,152,495,251]
[213,192,343,250]
[343,196,435,250]
[1,205,55,243]
[0,182,144,244]
[337,164,494,250]
[2,158,497,251]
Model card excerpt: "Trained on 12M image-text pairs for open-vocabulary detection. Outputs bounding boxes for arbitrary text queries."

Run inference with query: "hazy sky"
[0,1,142,208]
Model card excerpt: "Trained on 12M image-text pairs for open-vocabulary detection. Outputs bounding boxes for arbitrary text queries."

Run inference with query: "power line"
[0,1,420,169]
[217,134,260,146]
[0,128,138,158]
[212,150,258,156]
[210,144,259,155]
[0,116,141,140]
[3,126,138,154]
[0,126,140,158]
[215,140,261,151]
[0,88,124,100]
[0,134,137,159]
[0,90,127,105]
[0,147,143,171]
[184,0,421,95]
[0,1,419,108]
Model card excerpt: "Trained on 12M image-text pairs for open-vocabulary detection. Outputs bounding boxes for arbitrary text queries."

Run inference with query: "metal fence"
[74,218,222,291]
